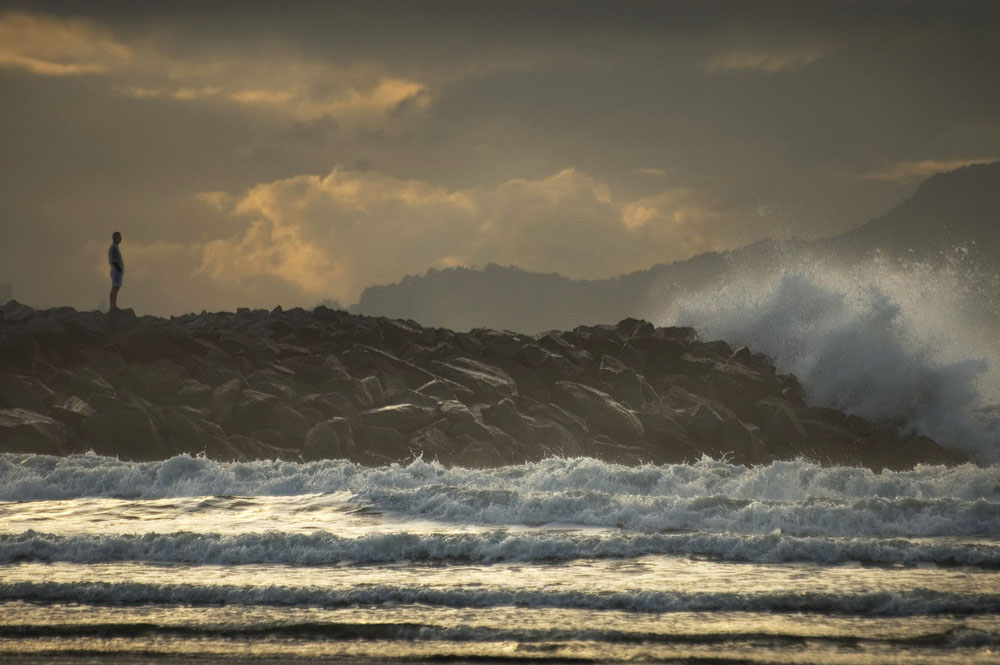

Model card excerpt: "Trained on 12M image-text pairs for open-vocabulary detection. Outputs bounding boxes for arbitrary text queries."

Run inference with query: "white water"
[667,260,1000,463]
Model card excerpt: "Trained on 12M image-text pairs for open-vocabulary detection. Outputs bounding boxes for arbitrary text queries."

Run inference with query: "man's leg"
[110,286,119,312]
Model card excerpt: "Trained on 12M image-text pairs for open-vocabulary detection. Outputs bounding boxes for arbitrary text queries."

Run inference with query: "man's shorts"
[111,267,123,288]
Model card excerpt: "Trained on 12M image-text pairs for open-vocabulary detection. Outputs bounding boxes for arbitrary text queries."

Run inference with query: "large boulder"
[266,405,311,442]
[0,408,68,455]
[119,359,189,401]
[362,403,439,433]
[429,358,518,402]
[302,417,355,461]
[80,395,167,460]
[554,381,644,441]
[0,374,56,411]
[231,389,279,432]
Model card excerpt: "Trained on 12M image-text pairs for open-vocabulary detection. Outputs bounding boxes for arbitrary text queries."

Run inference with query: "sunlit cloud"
[861,157,998,183]
[700,48,825,74]
[194,167,745,305]
[0,10,130,76]
[4,10,430,129]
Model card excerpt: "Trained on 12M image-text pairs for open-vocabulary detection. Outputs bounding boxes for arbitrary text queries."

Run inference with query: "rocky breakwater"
[0,300,963,470]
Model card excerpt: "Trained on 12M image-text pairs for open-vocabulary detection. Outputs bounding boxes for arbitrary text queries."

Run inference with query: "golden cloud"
[0,10,131,76]
[194,167,745,305]
[4,10,430,129]
[700,48,824,74]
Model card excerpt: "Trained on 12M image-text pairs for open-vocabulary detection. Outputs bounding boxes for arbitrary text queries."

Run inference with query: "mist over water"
[666,257,1000,463]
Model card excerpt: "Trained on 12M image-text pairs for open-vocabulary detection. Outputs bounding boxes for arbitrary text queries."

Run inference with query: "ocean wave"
[2,580,998,616]
[3,454,999,504]
[2,530,998,567]
[670,266,1000,462]
[2,619,997,649]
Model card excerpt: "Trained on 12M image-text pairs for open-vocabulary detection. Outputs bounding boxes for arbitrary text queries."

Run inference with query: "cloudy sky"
[1,0,998,314]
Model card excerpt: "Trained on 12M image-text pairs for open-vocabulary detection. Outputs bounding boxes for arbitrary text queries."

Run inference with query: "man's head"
[112,231,122,244]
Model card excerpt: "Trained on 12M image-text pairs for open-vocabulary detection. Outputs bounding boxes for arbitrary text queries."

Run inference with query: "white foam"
[666,260,1000,462]
[2,579,997,616]
[1,529,998,568]
[2,455,999,541]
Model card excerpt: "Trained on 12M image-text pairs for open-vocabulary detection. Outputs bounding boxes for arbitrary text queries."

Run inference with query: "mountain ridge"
[352,162,1000,333]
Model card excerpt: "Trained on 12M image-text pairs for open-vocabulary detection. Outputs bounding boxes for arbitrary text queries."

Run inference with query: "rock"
[429,358,518,402]
[299,393,362,428]
[362,403,439,433]
[73,348,128,379]
[360,376,384,407]
[357,424,409,462]
[157,407,227,454]
[0,408,68,454]
[211,378,243,427]
[120,360,189,400]
[452,439,507,468]
[232,390,279,432]
[266,405,311,442]
[114,330,188,364]
[482,398,536,445]
[408,426,453,461]
[754,397,809,457]
[175,379,213,406]
[479,330,526,359]
[201,436,248,462]
[302,417,355,461]
[3,300,34,323]
[0,373,56,411]
[554,381,644,441]
[80,397,166,460]
[383,389,440,408]
[342,346,433,393]
[51,395,97,428]
[417,378,474,403]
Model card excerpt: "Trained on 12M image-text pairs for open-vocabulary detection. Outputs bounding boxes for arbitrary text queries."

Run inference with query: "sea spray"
[666,260,1000,462]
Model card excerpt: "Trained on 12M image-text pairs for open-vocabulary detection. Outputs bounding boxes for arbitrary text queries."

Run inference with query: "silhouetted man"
[108,231,124,312]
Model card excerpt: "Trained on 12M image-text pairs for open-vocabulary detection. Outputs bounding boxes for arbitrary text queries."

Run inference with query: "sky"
[1,0,998,315]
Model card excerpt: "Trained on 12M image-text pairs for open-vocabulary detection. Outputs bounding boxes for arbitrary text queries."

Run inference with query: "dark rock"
[383,389,440,408]
[80,397,166,460]
[211,378,243,427]
[0,408,68,454]
[120,360,189,400]
[360,376,384,407]
[302,417,355,461]
[343,346,433,393]
[299,393,362,428]
[408,426,453,460]
[266,405,311,442]
[0,373,56,411]
[3,300,34,323]
[452,439,507,468]
[429,358,518,402]
[175,379,213,406]
[362,403,439,433]
[554,381,644,441]
[74,348,128,379]
[51,395,97,428]
[232,389,279,432]
[482,398,536,445]
[357,424,409,461]
[417,378,473,403]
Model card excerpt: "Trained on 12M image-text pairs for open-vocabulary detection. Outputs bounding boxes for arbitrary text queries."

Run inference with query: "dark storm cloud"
[0,1,998,313]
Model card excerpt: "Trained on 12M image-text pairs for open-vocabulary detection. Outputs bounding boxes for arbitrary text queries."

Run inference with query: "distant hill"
[352,162,1000,332]
[826,161,1000,263]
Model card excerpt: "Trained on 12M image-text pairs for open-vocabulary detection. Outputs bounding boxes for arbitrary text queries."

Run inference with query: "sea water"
[1,453,998,664]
